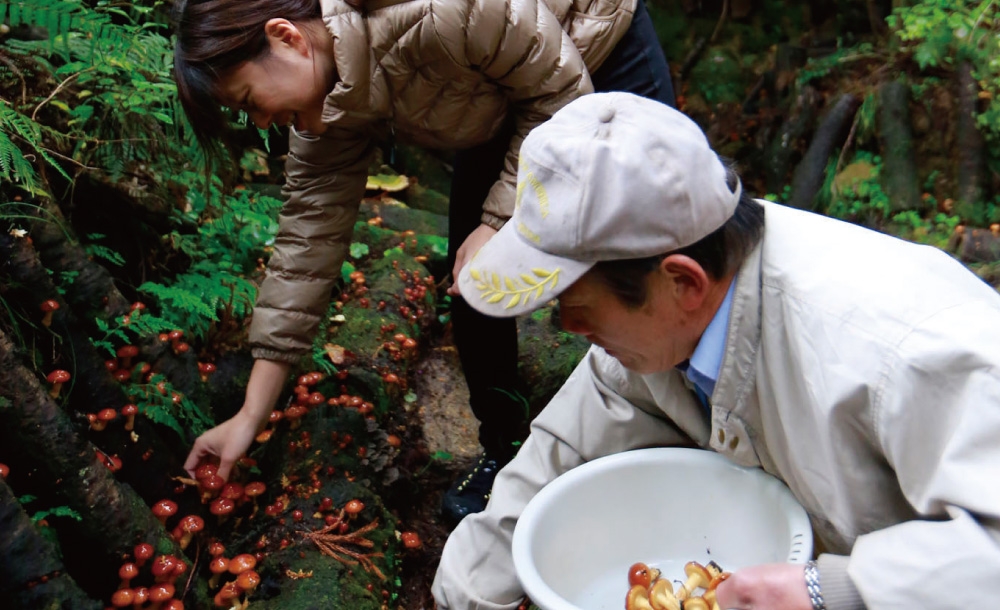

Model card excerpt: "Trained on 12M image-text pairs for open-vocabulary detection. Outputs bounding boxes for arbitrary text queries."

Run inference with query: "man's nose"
[558,310,590,336]
[250,112,271,130]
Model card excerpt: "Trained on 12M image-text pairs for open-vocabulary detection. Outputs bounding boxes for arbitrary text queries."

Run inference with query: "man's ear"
[264,18,311,56]
[659,255,710,311]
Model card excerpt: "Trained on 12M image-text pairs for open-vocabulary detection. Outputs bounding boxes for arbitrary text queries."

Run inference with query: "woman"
[175,0,674,522]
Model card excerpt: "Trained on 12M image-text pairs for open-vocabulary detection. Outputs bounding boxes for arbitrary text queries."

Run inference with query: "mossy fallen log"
[788,93,861,211]
[877,79,922,213]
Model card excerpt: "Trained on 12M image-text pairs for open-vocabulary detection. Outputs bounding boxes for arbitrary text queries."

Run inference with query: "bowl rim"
[511,447,813,610]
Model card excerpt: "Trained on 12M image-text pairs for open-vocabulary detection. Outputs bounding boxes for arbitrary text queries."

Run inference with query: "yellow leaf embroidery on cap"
[524,170,549,218]
[471,267,562,308]
[517,222,541,244]
[515,158,529,209]
[469,269,481,281]
[515,157,549,217]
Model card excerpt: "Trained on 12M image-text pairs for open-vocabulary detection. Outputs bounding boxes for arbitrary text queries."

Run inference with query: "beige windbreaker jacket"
[432,201,1000,610]
[250,0,637,362]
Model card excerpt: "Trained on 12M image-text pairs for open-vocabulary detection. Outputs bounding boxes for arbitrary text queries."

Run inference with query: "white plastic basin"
[512,448,812,610]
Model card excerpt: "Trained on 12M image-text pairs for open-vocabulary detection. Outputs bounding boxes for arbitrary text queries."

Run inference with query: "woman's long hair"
[172,0,323,157]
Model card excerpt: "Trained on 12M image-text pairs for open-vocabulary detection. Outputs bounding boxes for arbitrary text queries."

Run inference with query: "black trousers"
[447,0,676,460]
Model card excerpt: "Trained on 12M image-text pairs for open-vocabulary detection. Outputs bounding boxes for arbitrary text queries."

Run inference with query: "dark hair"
[172,0,322,156]
[589,166,764,308]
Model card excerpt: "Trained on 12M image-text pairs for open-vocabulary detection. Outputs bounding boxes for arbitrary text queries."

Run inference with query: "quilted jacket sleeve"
[432,347,694,609]
[249,127,376,363]
[432,0,618,228]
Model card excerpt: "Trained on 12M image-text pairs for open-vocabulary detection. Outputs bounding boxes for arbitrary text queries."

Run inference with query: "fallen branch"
[300,518,386,581]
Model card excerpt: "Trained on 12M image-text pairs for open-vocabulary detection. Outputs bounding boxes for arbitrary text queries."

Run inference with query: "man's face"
[557,271,694,374]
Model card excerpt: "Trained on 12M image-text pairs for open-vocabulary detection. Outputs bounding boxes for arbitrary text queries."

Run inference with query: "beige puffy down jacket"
[250,0,638,361]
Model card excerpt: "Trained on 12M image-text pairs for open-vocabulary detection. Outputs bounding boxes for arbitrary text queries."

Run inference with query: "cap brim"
[457,223,593,317]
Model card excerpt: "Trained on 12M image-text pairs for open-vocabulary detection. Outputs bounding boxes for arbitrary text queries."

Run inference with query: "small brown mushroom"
[175,515,204,550]
[117,345,139,372]
[625,584,655,610]
[152,499,178,526]
[401,531,422,550]
[208,556,230,589]
[628,562,660,589]
[40,299,59,327]
[676,561,712,601]
[197,362,217,383]
[649,578,680,610]
[683,597,710,610]
[121,404,138,431]
[46,370,70,398]
[133,543,154,567]
[344,499,364,520]
[91,408,117,432]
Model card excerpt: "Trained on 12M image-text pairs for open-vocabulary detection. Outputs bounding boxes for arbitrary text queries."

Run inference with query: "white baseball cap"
[457,92,740,317]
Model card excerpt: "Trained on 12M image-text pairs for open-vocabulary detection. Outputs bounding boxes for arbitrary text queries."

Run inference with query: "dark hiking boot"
[440,452,504,524]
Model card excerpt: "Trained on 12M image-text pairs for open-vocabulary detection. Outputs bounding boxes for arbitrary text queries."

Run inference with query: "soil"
[386,330,484,610]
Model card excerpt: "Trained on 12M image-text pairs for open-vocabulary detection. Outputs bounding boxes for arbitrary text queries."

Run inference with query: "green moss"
[515,308,589,410]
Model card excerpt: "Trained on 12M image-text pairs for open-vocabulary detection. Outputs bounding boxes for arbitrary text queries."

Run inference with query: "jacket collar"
[705,201,778,472]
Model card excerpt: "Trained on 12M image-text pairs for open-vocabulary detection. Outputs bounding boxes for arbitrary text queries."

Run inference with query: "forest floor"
[389,332,483,610]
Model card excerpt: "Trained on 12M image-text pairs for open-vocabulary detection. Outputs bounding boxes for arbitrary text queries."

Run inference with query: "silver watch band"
[804,560,827,610]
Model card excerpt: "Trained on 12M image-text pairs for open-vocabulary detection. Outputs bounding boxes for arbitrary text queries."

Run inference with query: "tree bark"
[0,233,191,504]
[956,61,987,210]
[766,85,821,195]
[788,94,861,210]
[878,79,922,213]
[0,328,183,599]
[0,472,101,609]
[25,197,130,325]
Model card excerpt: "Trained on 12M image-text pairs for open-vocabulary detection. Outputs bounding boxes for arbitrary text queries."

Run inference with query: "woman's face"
[217,19,333,135]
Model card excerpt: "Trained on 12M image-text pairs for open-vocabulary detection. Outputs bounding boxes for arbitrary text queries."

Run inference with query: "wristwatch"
[804,560,827,610]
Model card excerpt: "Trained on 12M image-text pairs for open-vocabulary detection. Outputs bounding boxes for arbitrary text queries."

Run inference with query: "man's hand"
[447,223,498,296]
[714,563,814,610]
[183,410,261,482]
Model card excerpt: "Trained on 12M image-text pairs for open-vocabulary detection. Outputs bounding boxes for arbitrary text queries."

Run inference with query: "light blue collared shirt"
[679,279,735,411]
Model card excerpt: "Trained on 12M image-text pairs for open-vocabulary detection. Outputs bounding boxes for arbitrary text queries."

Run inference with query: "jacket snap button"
[717,429,725,443]
[728,436,739,450]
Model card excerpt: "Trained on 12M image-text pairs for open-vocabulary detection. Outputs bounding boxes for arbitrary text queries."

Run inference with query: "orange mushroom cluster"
[108,544,187,610]
[624,561,730,610]
[256,374,379,444]
[206,550,260,608]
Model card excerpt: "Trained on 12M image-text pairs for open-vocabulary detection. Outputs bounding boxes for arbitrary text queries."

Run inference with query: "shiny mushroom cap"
[46,369,71,384]
[228,553,257,575]
[344,499,365,515]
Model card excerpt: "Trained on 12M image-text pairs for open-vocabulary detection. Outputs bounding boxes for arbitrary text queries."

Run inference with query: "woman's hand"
[184,358,290,481]
[448,223,498,296]
[714,563,814,610]
[184,410,262,481]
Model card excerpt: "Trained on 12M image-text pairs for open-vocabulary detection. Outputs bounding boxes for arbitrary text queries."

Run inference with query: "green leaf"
[349,242,370,259]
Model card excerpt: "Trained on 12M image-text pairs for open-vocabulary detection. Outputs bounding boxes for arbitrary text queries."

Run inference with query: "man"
[431,92,1000,610]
